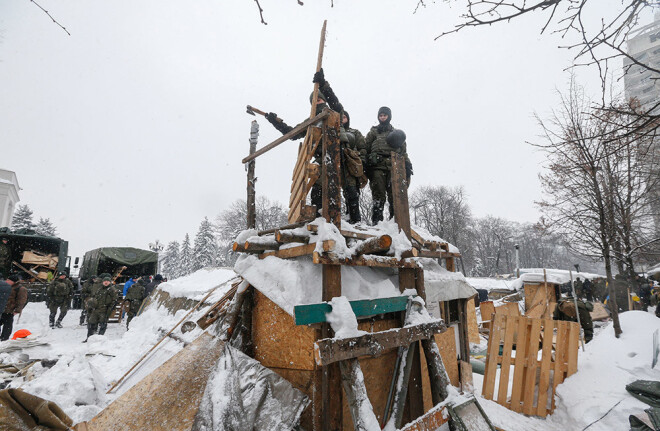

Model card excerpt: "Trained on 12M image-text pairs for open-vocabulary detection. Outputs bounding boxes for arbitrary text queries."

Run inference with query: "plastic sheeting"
[627,380,660,408]
[193,346,309,431]
[420,258,477,302]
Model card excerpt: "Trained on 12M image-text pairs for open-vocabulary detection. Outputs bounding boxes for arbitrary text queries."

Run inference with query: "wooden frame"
[482,314,579,416]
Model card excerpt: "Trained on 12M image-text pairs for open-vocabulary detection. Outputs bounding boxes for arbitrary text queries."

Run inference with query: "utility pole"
[514,244,520,278]
[247,120,258,230]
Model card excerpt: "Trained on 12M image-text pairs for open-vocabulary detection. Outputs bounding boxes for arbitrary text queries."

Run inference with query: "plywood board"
[420,326,459,412]
[466,299,481,344]
[252,290,319,370]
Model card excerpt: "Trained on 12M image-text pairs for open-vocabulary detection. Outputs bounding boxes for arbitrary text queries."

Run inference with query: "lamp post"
[514,244,520,278]
[149,240,164,274]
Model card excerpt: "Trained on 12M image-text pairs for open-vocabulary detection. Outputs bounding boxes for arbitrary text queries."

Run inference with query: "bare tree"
[535,80,627,335]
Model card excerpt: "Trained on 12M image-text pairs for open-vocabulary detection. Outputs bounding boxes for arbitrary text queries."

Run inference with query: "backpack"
[344,148,364,178]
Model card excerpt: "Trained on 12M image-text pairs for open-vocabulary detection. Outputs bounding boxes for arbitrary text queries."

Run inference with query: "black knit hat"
[343,110,350,129]
[378,106,392,122]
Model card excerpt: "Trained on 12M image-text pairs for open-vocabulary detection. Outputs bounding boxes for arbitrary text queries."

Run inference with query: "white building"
[0,169,20,228]
[624,14,660,113]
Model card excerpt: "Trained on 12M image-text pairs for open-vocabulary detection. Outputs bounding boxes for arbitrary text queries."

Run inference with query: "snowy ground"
[1,268,659,430]
[0,268,236,424]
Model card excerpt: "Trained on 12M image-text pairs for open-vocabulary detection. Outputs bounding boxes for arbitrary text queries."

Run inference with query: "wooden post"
[456,298,472,390]
[247,120,258,229]
[321,110,342,431]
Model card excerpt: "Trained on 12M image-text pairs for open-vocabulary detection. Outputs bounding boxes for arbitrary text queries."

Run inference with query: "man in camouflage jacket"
[365,106,412,224]
[125,277,146,329]
[79,275,99,325]
[46,272,74,328]
[84,275,118,341]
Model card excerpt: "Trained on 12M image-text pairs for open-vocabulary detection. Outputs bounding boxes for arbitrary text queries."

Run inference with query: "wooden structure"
[523,275,559,319]
[482,314,579,416]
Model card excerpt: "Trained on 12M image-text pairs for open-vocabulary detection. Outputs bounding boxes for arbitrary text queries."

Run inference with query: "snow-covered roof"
[466,277,516,292]
[518,268,603,285]
[419,258,477,302]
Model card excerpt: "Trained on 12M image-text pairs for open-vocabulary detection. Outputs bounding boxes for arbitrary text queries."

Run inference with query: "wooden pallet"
[482,314,579,416]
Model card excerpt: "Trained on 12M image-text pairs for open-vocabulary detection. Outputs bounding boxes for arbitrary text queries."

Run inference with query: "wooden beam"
[275,230,310,244]
[391,152,412,240]
[241,109,330,164]
[243,238,279,252]
[313,252,420,269]
[293,295,410,325]
[257,221,307,236]
[247,120,258,229]
[354,234,392,256]
[417,250,461,259]
[259,240,335,260]
[339,359,379,431]
[307,224,376,241]
[398,405,448,431]
[314,320,446,366]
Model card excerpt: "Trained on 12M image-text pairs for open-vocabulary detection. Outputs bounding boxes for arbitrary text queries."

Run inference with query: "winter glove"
[313,68,326,86]
[265,112,279,125]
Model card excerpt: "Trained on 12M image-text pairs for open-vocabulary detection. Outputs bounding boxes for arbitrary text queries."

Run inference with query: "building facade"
[0,169,20,228]
[624,15,660,114]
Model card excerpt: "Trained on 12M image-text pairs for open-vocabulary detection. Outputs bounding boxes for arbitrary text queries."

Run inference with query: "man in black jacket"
[144,274,163,297]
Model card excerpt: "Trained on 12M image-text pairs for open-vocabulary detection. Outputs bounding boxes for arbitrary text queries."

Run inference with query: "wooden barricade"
[482,314,579,416]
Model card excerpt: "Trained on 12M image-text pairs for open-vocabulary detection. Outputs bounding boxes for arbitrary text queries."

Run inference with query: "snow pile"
[159,267,237,300]
[234,254,401,315]
[419,258,477,302]
[516,268,604,286]
[326,296,367,339]
[466,277,516,292]
[0,268,237,424]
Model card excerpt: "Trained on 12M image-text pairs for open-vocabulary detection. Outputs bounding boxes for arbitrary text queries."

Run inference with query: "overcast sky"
[0,0,643,260]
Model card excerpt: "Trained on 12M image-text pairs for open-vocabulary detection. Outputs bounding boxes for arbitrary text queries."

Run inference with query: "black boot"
[49,314,55,329]
[345,186,361,224]
[311,183,323,217]
[371,200,384,225]
[56,319,63,329]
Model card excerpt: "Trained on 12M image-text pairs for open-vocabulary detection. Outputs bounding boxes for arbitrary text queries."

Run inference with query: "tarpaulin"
[193,345,309,431]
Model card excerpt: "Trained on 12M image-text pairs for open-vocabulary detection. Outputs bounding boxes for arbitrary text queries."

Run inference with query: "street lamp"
[149,240,164,274]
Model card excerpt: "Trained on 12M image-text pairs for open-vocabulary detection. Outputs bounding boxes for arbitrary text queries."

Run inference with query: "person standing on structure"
[365,107,412,224]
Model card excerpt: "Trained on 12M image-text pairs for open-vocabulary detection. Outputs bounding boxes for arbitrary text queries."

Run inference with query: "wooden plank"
[536,319,554,416]
[410,229,426,247]
[242,109,330,163]
[482,313,504,400]
[459,360,474,393]
[522,318,542,415]
[391,152,411,239]
[257,221,307,236]
[314,321,446,366]
[509,317,530,413]
[399,405,449,431]
[480,301,495,324]
[417,250,461,259]
[497,315,517,406]
[259,241,333,260]
[566,321,579,376]
[446,256,456,272]
[313,252,420,269]
[466,299,480,344]
[294,296,410,325]
[247,120,258,229]
[308,224,377,240]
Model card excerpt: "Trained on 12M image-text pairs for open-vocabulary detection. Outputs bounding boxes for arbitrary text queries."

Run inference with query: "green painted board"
[294,295,411,325]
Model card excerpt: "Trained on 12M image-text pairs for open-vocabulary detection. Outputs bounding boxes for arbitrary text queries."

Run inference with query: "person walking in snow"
[0,275,27,341]
[125,277,146,329]
[144,274,163,297]
[79,275,99,325]
[46,272,74,328]
[365,106,412,224]
[85,275,118,341]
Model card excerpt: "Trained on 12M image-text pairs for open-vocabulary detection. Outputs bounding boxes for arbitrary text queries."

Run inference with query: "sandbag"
[0,388,73,430]
[630,407,660,431]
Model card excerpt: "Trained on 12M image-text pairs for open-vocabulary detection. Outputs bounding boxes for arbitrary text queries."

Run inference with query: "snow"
[466,277,516,292]
[419,258,477,302]
[0,268,237,424]
[234,254,401,315]
[326,296,367,339]
[470,310,660,431]
[518,268,604,285]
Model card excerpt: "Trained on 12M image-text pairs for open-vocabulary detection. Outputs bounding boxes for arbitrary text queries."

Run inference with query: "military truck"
[79,247,158,290]
[0,227,71,301]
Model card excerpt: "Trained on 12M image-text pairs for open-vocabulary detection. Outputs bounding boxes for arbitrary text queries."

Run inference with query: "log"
[307,224,376,241]
[354,235,392,256]
[420,338,451,404]
[196,284,239,329]
[244,237,280,252]
[314,320,446,366]
[259,240,335,260]
[241,109,330,164]
[340,359,379,431]
[257,221,307,236]
[275,230,310,244]
[313,252,420,269]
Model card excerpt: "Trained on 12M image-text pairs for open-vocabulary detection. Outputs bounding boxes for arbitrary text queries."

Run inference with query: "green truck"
[79,247,158,288]
[0,227,71,301]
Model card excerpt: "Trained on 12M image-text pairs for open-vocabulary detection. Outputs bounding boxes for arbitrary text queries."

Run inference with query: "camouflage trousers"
[369,169,393,224]
[49,302,69,324]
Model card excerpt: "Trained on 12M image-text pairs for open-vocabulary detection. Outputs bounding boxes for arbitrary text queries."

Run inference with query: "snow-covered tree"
[162,241,181,279]
[11,204,36,230]
[34,217,58,236]
[193,217,217,271]
[179,234,193,276]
